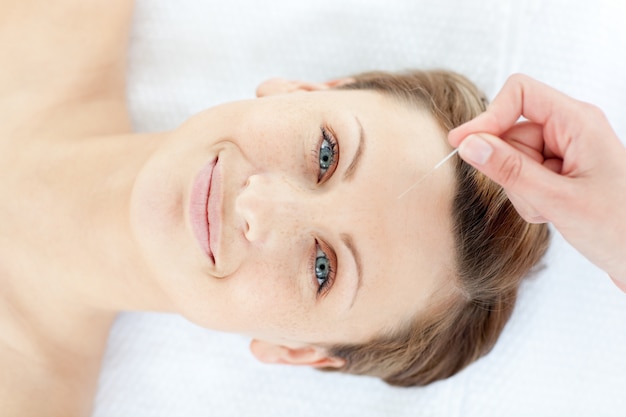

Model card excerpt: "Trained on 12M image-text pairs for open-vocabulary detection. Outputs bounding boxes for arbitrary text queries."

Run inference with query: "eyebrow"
[343,116,365,181]
[340,232,363,309]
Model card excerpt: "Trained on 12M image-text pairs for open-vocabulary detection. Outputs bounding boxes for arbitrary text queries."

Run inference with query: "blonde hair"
[324,70,550,386]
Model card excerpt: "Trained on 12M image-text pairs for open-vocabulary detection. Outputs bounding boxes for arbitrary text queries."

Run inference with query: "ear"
[255,77,355,97]
[249,339,346,369]
[610,275,626,293]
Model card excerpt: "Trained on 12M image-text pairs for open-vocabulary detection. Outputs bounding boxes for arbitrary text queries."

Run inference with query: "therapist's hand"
[448,74,626,291]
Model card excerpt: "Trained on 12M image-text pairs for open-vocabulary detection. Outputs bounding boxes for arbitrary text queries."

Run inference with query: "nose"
[235,173,309,243]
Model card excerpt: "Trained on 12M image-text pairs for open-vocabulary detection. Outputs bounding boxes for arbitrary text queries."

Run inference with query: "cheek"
[227,259,314,337]
[236,108,310,177]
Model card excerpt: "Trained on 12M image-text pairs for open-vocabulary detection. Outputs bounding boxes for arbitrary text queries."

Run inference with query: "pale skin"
[0,1,457,415]
[449,74,626,291]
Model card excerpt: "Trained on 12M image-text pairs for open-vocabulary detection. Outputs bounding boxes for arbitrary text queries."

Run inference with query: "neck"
[0,131,175,361]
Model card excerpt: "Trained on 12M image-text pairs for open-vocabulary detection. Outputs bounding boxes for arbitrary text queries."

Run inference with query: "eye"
[313,242,336,297]
[316,127,338,182]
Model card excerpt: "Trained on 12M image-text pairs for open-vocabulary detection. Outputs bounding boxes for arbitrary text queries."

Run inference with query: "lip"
[190,158,217,262]
[207,158,222,264]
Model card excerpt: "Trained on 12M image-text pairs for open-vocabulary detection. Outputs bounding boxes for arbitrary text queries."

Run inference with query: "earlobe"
[609,275,626,293]
[249,339,346,369]
[255,77,355,97]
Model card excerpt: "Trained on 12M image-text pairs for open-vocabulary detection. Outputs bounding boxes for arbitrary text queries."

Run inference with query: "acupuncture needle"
[397,148,459,199]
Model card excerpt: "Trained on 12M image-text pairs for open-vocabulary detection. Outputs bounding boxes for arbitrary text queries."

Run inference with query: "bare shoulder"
[0,293,104,416]
[0,349,94,417]
[0,0,135,137]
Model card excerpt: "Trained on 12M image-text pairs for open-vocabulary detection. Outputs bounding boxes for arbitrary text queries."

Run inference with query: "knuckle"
[506,191,544,223]
[497,153,523,188]
[512,205,535,223]
[579,101,606,120]
[505,73,530,88]
[517,211,540,223]
[526,215,548,224]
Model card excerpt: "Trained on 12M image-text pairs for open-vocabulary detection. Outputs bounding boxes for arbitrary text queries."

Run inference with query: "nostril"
[237,174,272,243]
[241,218,252,242]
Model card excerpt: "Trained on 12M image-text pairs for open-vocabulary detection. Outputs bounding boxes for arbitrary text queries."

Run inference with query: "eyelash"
[309,239,336,297]
[314,126,339,182]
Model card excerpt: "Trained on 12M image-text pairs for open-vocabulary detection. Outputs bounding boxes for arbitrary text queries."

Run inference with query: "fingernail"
[459,134,493,166]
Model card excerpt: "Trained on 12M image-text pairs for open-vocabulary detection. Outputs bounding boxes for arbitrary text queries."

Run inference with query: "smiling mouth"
[190,158,217,262]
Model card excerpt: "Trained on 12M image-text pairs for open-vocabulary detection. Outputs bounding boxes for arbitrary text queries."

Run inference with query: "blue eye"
[313,243,335,296]
[315,246,331,287]
[317,127,337,181]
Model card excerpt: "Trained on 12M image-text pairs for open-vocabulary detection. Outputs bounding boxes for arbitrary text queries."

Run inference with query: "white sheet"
[94,0,626,416]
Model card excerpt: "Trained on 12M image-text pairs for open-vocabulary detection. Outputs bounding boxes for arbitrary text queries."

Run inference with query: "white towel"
[94,0,626,416]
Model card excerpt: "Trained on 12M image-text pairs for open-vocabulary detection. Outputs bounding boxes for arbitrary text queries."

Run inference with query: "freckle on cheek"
[254,261,311,337]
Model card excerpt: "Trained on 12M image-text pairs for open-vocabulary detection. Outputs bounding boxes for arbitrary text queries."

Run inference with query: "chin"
[129,147,195,279]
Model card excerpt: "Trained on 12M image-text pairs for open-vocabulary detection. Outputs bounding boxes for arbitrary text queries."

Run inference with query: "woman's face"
[130,81,456,360]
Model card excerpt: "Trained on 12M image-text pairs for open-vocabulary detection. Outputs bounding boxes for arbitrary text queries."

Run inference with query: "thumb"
[457,133,565,216]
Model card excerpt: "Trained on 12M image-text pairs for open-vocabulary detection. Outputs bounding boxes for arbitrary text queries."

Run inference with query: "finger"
[499,121,547,162]
[458,132,568,216]
[543,158,563,174]
[505,191,548,224]
[449,74,586,148]
[500,122,565,164]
